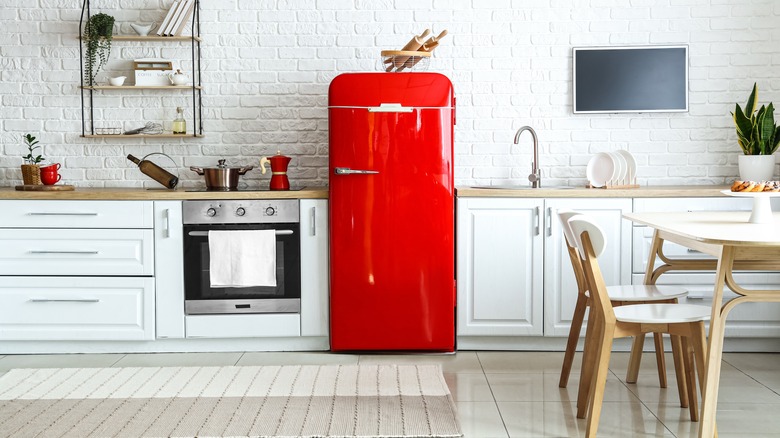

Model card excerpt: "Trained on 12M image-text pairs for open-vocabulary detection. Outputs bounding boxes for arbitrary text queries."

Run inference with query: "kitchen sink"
[469,185,577,190]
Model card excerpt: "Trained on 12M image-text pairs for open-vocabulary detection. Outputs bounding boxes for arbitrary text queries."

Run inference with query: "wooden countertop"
[455,185,732,198]
[0,187,329,200]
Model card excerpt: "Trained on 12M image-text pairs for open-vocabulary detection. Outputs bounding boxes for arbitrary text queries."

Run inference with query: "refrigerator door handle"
[367,103,413,113]
[334,167,379,175]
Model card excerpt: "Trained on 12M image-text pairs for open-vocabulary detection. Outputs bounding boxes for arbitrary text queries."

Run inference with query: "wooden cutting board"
[15,185,75,191]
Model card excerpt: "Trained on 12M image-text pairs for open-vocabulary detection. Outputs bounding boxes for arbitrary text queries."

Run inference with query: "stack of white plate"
[586,150,637,188]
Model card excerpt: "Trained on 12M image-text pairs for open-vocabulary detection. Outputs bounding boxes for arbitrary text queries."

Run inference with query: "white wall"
[1,0,778,189]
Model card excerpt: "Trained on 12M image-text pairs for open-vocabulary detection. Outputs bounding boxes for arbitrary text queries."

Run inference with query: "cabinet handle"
[686,248,701,254]
[29,298,100,303]
[28,250,99,255]
[546,207,552,237]
[310,206,316,236]
[163,208,170,238]
[534,206,540,236]
[28,212,98,216]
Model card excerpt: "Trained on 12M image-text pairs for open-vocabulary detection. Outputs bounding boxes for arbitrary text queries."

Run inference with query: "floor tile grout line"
[721,356,780,398]
[611,367,680,438]
[476,352,512,438]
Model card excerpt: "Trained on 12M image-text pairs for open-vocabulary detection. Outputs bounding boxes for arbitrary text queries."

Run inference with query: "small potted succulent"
[21,133,45,185]
[733,82,780,181]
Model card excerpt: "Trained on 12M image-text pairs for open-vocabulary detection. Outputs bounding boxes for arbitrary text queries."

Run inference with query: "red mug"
[40,163,61,172]
[40,163,62,185]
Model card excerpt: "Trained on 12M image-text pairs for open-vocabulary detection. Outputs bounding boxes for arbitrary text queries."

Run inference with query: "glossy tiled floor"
[0,351,778,437]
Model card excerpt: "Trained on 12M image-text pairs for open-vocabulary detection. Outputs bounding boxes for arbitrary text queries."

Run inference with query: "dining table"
[623,209,780,438]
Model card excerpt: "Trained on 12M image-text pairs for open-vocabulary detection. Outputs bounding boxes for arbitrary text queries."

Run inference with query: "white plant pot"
[738,155,776,181]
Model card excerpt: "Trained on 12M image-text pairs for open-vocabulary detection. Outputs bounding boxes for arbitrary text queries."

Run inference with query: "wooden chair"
[556,210,689,400]
[568,215,710,437]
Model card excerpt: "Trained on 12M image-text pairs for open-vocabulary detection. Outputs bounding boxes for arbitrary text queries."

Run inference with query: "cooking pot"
[190,159,253,191]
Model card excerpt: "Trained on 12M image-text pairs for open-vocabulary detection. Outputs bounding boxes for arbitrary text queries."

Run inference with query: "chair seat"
[606,285,688,302]
[614,303,711,324]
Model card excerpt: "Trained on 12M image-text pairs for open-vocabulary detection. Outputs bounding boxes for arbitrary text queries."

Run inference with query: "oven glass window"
[183,224,301,302]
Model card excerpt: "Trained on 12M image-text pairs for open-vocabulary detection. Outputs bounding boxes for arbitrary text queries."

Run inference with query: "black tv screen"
[573,45,688,113]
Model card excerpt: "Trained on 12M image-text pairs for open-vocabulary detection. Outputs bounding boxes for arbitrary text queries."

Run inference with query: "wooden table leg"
[697,245,734,438]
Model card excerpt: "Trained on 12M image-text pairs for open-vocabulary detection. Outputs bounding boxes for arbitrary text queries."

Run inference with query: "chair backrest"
[556,209,589,296]
[568,215,615,324]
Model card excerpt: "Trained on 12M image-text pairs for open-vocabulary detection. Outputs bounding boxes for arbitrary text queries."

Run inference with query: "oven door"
[183,223,301,315]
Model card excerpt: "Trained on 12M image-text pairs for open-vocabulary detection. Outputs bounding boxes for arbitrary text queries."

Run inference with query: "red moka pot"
[259,152,291,190]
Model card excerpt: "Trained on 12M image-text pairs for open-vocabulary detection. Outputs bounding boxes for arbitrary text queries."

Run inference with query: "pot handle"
[238,165,254,175]
[259,157,269,175]
[189,166,205,175]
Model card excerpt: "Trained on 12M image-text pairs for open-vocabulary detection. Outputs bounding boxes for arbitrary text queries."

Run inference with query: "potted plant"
[21,134,45,185]
[83,13,115,86]
[733,82,780,181]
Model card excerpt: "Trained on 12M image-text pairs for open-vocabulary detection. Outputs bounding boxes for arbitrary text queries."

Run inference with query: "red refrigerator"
[328,72,456,352]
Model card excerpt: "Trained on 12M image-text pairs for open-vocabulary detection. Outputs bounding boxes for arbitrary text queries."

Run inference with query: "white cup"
[108,76,126,86]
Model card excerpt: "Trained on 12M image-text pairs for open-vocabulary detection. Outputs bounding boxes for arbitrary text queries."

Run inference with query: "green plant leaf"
[771,125,780,154]
[746,82,758,116]
[734,104,753,138]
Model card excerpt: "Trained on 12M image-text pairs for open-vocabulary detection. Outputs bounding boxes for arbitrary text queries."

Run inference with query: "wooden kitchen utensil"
[396,29,448,72]
[385,29,431,72]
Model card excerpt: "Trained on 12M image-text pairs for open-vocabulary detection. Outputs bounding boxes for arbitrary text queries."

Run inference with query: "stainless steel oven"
[182,199,300,315]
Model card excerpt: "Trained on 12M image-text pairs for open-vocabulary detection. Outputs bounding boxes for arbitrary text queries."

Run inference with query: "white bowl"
[108,76,126,86]
[586,153,614,188]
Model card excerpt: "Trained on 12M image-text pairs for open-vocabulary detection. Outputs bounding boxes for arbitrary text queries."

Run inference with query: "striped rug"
[0,364,462,438]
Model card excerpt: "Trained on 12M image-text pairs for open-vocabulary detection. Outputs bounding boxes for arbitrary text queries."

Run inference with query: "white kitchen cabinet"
[457,198,544,336]
[154,201,185,339]
[632,197,780,337]
[299,199,329,337]
[457,197,632,342]
[0,276,155,340]
[543,198,632,336]
[0,200,156,342]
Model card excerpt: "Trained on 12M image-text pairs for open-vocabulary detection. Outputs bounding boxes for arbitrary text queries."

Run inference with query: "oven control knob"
[206,207,217,217]
[265,206,276,216]
[236,207,246,216]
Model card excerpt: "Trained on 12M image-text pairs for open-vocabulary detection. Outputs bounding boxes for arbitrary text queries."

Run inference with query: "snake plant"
[733,83,780,155]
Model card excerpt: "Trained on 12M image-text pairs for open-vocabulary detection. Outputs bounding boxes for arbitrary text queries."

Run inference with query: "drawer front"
[0,229,154,276]
[0,201,153,229]
[0,277,155,340]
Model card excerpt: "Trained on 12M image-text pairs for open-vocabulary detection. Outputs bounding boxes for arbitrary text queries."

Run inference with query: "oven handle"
[187,230,294,237]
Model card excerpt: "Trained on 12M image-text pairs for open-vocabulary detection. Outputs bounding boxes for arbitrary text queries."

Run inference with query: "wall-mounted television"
[572,45,688,114]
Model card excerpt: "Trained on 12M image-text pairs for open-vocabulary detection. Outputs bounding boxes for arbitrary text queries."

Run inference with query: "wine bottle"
[127,154,178,189]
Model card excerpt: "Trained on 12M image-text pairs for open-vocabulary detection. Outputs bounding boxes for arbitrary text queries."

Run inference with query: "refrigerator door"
[329,73,455,351]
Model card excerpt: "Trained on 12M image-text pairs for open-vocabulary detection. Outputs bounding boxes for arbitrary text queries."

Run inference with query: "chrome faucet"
[514,126,540,188]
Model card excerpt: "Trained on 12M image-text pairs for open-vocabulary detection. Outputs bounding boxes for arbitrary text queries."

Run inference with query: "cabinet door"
[543,198,632,337]
[457,198,544,336]
[154,201,185,339]
[300,199,329,337]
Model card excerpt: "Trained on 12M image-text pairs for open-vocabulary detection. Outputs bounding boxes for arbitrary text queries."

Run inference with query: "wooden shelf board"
[82,85,203,90]
[82,134,204,138]
[87,35,203,42]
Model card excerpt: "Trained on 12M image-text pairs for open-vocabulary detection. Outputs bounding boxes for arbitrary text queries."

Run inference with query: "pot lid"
[201,159,243,170]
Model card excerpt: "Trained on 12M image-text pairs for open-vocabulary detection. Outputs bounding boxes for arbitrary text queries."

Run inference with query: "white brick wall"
[1,0,778,188]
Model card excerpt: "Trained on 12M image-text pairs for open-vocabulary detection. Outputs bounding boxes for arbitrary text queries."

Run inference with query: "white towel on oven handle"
[208,229,277,288]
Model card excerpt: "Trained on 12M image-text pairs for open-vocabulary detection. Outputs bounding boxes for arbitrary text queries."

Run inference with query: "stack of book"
[156,0,196,37]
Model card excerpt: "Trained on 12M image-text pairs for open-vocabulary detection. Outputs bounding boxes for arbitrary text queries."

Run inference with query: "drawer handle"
[28,250,100,255]
[686,248,702,254]
[29,298,100,303]
[28,212,99,216]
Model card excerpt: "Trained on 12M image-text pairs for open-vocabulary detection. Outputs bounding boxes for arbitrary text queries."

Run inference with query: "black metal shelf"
[78,0,203,138]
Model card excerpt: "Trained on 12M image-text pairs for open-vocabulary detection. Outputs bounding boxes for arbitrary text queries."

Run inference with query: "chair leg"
[626,333,645,383]
[585,327,615,438]
[577,311,600,419]
[689,321,718,437]
[560,294,588,388]
[681,336,699,421]
[670,334,689,409]
[653,332,668,388]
